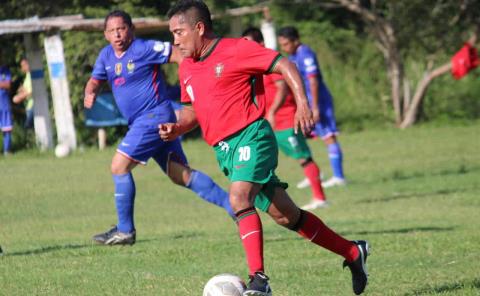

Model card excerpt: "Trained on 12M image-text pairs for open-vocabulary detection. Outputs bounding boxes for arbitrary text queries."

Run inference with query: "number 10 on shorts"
[238,146,251,161]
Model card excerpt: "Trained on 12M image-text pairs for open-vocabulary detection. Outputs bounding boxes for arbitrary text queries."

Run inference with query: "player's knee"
[229,191,253,213]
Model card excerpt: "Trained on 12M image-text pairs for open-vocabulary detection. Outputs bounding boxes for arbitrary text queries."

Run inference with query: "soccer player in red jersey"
[242,27,328,211]
[160,1,369,295]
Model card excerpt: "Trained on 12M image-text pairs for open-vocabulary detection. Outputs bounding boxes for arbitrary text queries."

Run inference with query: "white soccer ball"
[203,274,246,296]
[54,143,70,158]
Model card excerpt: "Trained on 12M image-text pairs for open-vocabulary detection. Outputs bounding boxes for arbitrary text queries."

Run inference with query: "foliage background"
[1,0,479,150]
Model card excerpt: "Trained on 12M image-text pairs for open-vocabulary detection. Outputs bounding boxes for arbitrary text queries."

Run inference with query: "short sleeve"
[299,49,320,77]
[236,38,282,74]
[142,40,172,65]
[2,68,11,81]
[91,52,107,81]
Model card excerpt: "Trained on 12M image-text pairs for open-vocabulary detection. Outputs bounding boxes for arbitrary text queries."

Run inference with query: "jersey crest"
[215,63,224,78]
[127,60,135,73]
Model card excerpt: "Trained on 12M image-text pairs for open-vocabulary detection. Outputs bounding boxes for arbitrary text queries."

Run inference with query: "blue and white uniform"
[0,66,12,132]
[92,38,185,167]
[288,44,337,139]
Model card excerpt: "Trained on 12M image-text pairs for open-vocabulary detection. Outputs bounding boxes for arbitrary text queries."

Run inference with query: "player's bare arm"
[307,75,320,122]
[267,79,288,128]
[273,58,314,135]
[0,80,11,90]
[84,78,104,109]
[159,104,198,141]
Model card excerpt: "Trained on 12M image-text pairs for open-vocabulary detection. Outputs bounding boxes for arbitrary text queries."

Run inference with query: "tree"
[320,0,480,127]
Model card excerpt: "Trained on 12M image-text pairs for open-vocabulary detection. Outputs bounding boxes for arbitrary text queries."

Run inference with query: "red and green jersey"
[179,38,282,145]
[263,73,296,131]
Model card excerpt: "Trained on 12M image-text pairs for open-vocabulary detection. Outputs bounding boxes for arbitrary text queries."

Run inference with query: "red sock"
[236,208,264,275]
[303,161,326,201]
[297,211,359,262]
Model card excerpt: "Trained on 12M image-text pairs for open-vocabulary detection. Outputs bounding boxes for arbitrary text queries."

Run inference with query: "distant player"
[278,26,346,189]
[84,10,233,246]
[161,1,369,295]
[0,53,12,156]
[242,27,328,210]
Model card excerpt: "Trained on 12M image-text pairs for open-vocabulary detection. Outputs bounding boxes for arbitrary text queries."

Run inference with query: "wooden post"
[23,33,54,151]
[98,128,106,150]
[44,33,77,150]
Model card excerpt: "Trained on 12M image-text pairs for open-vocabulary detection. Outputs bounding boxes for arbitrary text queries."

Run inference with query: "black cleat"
[92,226,136,246]
[243,272,272,296]
[343,240,369,295]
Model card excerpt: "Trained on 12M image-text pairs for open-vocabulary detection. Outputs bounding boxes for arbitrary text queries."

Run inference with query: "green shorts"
[275,128,312,160]
[214,119,288,212]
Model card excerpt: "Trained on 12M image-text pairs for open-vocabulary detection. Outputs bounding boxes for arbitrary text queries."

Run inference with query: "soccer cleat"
[296,177,311,189]
[343,240,369,295]
[322,177,347,188]
[243,272,272,296]
[301,199,329,210]
[92,226,136,246]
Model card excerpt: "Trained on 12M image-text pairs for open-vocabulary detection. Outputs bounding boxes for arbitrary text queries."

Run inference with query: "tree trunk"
[399,62,452,128]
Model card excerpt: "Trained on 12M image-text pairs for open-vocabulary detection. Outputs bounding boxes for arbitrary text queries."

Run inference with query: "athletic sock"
[186,170,234,217]
[303,161,326,200]
[113,173,136,233]
[297,210,358,262]
[236,207,264,275]
[328,143,344,179]
[3,131,11,153]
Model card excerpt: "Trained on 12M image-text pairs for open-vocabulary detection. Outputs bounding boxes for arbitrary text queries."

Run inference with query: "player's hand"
[159,123,180,141]
[294,102,315,136]
[84,93,96,109]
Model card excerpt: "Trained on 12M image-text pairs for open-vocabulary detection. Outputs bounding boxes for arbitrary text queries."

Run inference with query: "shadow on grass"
[406,278,480,295]
[359,187,477,204]
[5,243,90,256]
[341,226,456,236]
[381,164,476,183]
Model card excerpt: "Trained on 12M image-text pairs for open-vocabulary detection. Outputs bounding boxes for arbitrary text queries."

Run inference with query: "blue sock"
[113,173,136,233]
[3,132,11,153]
[186,170,234,218]
[328,143,344,179]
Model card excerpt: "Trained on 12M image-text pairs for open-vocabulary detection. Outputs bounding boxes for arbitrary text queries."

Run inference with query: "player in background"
[278,26,346,189]
[13,58,34,129]
[161,1,369,295]
[242,27,328,210]
[84,10,234,246]
[0,52,12,156]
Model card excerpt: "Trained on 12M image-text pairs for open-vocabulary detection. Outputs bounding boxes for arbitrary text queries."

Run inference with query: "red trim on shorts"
[152,65,159,99]
[321,131,339,140]
[1,126,13,132]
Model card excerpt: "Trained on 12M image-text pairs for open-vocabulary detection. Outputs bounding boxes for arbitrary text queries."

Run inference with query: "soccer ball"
[54,143,70,158]
[203,274,246,296]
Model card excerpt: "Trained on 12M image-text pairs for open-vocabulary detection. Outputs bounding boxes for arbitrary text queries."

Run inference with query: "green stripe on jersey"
[267,54,283,73]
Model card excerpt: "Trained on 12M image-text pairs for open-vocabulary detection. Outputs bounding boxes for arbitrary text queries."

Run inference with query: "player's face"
[169,14,202,59]
[278,36,297,55]
[20,59,29,73]
[104,17,134,54]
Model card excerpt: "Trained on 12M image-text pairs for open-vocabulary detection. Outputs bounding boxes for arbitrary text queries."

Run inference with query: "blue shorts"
[0,109,13,132]
[311,84,338,139]
[117,109,187,170]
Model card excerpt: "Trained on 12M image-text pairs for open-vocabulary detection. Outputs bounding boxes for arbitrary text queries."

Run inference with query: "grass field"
[1,122,479,295]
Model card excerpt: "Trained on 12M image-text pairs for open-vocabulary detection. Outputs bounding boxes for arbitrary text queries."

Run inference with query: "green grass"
[1,122,479,295]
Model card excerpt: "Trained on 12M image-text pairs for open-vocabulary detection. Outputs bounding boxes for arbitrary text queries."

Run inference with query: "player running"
[242,27,328,210]
[84,10,233,246]
[278,26,346,189]
[160,1,369,295]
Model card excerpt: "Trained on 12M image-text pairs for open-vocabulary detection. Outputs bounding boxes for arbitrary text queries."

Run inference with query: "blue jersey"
[92,38,172,123]
[288,44,332,107]
[0,66,11,111]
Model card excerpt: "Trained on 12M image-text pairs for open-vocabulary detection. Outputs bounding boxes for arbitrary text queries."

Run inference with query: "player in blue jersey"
[84,10,233,245]
[0,53,12,156]
[278,26,346,188]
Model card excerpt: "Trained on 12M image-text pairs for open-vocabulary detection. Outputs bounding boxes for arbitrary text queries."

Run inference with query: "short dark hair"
[167,0,212,31]
[241,27,264,43]
[278,26,300,41]
[104,10,133,30]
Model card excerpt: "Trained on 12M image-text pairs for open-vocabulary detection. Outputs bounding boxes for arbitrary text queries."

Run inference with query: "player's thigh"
[229,181,262,211]
[111,151,139,174]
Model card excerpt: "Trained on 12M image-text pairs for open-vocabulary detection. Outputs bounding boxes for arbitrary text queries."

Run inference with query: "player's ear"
[196,21,205,37]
